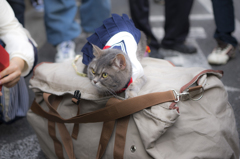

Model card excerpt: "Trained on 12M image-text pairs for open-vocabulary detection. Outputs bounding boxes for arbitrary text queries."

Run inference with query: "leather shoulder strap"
[31,90,176,123]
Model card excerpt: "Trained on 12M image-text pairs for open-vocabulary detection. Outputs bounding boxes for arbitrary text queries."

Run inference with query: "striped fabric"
[0,77,29,123]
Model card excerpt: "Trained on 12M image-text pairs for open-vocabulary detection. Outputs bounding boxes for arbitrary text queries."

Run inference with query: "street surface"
[0,0,240,158]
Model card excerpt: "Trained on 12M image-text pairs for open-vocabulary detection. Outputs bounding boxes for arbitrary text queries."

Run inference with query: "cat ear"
[113,54,126,70]
[92,44,103,58]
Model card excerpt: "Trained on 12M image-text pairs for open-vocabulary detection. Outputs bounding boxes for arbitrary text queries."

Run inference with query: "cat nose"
[93,80,97,84]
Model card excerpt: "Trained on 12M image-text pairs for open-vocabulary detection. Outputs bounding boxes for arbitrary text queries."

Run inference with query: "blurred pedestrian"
[129,0,197,59]
[207,0,238,65]
[43,0,111,63]
[0,0,38,123]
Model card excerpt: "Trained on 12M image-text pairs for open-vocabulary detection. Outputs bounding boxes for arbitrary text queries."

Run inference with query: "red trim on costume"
[103,46,111,50]
[116,77,133,93]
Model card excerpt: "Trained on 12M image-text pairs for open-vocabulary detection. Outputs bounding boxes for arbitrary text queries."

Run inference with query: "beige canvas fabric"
[27,56,239,159]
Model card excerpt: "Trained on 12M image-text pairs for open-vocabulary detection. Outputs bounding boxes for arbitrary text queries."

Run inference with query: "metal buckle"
[172,87,204,102]
[188,87,204,101]
[172,89,180,102]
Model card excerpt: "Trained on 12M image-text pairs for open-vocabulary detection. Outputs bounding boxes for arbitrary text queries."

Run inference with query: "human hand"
[0,57,25,96]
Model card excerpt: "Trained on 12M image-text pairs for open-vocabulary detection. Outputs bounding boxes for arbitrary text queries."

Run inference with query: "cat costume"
[81,14,144,83]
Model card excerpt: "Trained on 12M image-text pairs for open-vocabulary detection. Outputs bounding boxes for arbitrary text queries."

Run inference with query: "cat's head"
[87,44,132,95]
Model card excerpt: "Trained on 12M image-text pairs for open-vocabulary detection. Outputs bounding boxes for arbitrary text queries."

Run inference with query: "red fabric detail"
[103,46,111,50]
[0,45,9,72]
[0,45,9,91]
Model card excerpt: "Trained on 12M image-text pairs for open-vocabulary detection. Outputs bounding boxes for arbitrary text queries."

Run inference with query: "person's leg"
[212,0,238,47]
[7,0,25,26]
[80,0,111,33]
[43,0,81,46]
[161,0,196,53]
[129,0,160,50]
[208,0,238,65]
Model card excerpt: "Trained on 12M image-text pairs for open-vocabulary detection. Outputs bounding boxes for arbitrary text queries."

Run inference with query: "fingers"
[0,91,2,96]
[0,68,21,87]
[3,76,20,88]
[0,63,17,79]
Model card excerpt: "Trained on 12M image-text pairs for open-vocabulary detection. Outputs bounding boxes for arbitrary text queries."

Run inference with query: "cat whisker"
[107,87,118,95]
[104,91,109,97]
[105,86,120,98]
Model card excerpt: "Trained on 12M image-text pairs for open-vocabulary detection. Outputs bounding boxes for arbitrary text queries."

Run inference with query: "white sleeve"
[0,0,37,76]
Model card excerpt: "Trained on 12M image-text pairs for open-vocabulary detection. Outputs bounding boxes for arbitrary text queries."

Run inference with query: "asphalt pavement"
[0,0,240,158]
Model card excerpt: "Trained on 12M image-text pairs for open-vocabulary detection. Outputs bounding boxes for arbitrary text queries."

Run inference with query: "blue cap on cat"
[81,14,141,65]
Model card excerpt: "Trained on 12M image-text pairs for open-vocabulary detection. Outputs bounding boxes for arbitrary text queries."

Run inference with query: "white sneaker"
[207,44,235,65]
[55,41,76,63]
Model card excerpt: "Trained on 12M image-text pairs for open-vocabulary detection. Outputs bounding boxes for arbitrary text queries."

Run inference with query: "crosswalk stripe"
[225,86,240,93]
[150,14,214,22]
[152,27,207,40]
[162,39,211,69]
[198,0,213,13]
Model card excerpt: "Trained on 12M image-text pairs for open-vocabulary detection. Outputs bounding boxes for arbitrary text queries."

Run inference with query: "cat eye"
[102,73,108,78]
[91,69,95,74]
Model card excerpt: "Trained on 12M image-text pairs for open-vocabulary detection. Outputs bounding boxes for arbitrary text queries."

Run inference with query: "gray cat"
[85,31,147,99]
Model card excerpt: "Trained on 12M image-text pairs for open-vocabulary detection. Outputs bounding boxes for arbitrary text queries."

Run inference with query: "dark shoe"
[149,48,164,59]
[162,43,197,54]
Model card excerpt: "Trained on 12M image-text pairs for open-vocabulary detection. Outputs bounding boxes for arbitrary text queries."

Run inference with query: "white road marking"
[198,0,213,13]
[150,14,214,22]
[233,20,240,42]
[0,134,41,159]
[152,27,207,40]
[161,39,211,69]
[225,86,240,92]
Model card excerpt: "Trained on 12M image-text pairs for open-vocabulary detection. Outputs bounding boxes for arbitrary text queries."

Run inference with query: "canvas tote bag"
[27,56,239,159]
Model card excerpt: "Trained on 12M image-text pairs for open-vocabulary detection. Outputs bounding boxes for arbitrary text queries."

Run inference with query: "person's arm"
[0,0,36,95]
[0,0,35,77]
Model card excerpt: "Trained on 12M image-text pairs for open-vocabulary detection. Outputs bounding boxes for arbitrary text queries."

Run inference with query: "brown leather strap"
[46,94,64,159]
[114,116,130,159]
[31,90,176,124]
[96,120,116,159]
[56,123,76,159]
[71,106,80,140]
[188,85,202,92]
[96,103,116,159]
[32,91,175,159]
[43,93,76,159]
[48,121,64,159]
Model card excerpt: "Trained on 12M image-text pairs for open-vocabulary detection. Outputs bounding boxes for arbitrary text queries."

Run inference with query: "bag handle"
[43,93,76,159]
[31,90,176,123]
[114,116,130,159]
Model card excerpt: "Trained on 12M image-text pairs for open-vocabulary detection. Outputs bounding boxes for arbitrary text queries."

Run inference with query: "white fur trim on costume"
[105,31,144,82]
